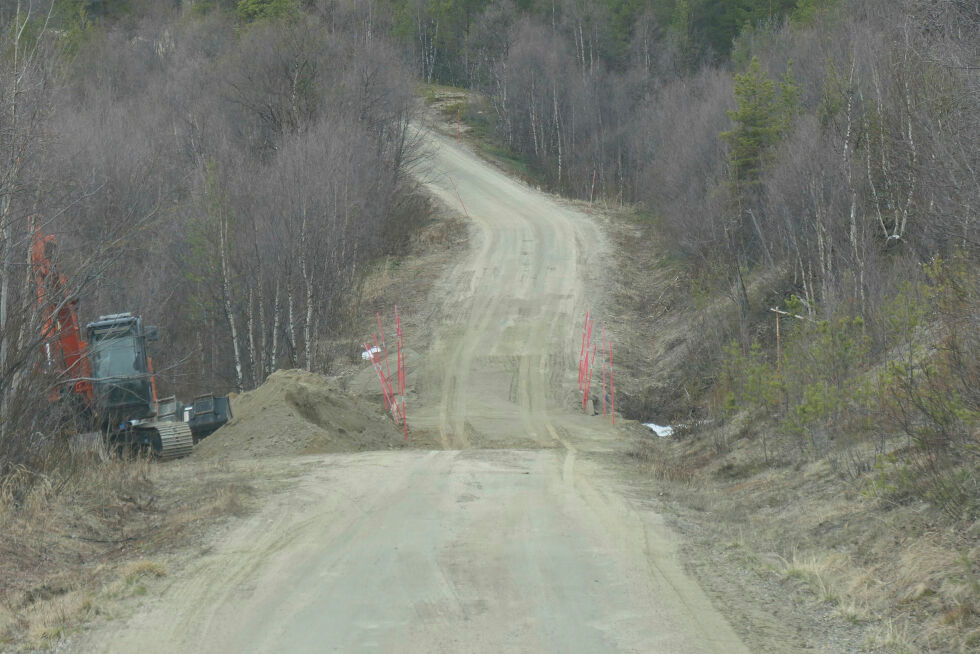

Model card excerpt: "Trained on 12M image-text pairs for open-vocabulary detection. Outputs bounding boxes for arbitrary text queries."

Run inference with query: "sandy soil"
[195,369,409,459]
[68,129,750,653]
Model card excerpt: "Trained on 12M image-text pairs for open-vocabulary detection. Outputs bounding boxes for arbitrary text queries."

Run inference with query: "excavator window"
[90,327,142,379]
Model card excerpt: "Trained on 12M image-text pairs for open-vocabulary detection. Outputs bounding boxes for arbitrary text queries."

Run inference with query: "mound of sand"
[195,369,402,459]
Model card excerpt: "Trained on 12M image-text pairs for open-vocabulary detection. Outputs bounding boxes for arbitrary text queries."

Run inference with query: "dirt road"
[74,130,748,653]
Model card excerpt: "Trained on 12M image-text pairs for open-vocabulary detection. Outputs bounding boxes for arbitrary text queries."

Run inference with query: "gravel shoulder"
[67,126,752,653]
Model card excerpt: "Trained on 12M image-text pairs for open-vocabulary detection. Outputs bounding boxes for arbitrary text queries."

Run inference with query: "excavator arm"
[29,222,94,405]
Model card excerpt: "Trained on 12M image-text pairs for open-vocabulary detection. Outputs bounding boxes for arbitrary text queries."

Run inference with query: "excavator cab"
[31,223,200,459]
[86,313,157,427]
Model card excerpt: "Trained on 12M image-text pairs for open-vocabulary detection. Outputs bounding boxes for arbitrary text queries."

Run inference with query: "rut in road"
[411,130,603,452]
[71,128,751,654]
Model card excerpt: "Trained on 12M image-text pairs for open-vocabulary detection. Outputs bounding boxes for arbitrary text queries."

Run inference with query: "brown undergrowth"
[628,426,979,653]
[588,189,979,652]
[0,182,468,652]
[0,452,262,651]
[323,196,468,377]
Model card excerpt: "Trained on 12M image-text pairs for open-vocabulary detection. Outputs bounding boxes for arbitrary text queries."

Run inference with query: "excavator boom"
[30,222,93,404]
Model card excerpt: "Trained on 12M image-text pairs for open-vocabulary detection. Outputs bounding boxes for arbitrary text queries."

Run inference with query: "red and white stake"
[608,339,615,426]
[578,310,590,389]
[395,306,405,396]
[582,342,597,412]
[447,175,470,219]
[378,313,392,390]
[364,342,393,409]
[601,328,607,417]
[367,309,410,440]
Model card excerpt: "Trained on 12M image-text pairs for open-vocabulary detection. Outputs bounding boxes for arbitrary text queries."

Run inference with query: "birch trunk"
[300,213,315,371]
[553,83,562,186]
[287,281,296,367]
[842,59,865,315]
[218,209,244,392]
[247,286,257,389]
[257,284,267,383]
[0,200,10,440]
[270,278,281,374]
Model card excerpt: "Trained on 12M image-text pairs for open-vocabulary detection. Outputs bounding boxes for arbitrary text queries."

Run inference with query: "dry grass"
[868,618,919,654]
[0,452,259,651]
[628,424,980,653]
[322,202,468,377]
[122,560,166,584]
[775,549,846,605]
[23,589,96,647]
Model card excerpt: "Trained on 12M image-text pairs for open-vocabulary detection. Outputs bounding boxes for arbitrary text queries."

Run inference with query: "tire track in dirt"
[413,130,594,450]
[70,128,751,654]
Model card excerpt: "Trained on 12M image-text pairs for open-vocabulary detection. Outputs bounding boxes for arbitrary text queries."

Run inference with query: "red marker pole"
[378,313,393,392]
[601,328,607,417]
[399,335,405,395]
[584,342,597,412]
[395,307,404,396]
[608,339,615,426]
[457,108,461,144]
[584,316,594,383]
[447,175,470,219]
[365,342,393,410]
[578,310,590,389]
[372,334,389,409]
[582,333,594,411]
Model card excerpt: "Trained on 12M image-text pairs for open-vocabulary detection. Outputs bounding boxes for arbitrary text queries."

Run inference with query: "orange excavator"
[30,223,228,459]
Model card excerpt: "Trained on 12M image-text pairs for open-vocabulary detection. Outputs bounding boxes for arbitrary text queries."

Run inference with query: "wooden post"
[769,306,817,368]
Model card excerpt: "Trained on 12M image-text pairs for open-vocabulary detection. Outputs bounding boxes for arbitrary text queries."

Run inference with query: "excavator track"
[142,421,194,460]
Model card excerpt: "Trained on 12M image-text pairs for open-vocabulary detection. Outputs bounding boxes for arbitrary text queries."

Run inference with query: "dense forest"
[377,0,977,516]
[0,0,425,464]
[0,0,976,516]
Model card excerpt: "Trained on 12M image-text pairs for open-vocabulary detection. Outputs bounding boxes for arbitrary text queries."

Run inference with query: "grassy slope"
[0,141,468,653]
[437,84,979,653]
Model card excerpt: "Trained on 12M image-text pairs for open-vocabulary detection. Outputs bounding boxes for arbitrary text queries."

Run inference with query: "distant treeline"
[379,0,978,517]
[0,1,427,469]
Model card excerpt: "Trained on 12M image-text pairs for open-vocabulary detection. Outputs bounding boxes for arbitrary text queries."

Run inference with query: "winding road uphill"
[76,129,749,653]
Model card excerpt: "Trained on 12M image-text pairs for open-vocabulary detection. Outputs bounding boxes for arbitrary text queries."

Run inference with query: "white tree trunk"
[553,83,562,185]
[218,211,244,391]
[300,213,315,371]
[270,278,281,374]
[0,200,10,439]
[247,286,257,388]
[257,284,267,383]
[287,281,296,366]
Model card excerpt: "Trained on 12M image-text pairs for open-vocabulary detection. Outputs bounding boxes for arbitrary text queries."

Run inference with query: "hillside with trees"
[380,0,977,515]
[0,0,426,466]
[0,1,976,651]
[384,0,978,647]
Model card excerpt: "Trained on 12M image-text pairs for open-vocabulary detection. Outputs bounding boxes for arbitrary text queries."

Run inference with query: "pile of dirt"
[195,369,402,459]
